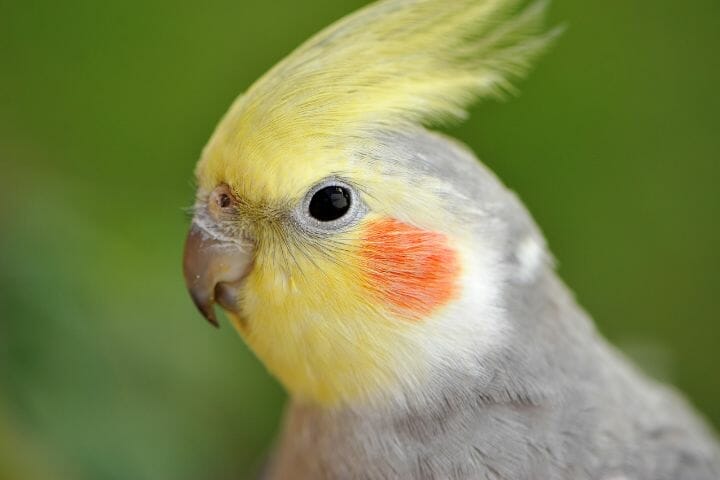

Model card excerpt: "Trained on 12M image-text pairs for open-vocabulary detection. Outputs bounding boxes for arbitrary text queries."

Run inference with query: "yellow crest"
[192,0,558,405]
[197,0,558,198]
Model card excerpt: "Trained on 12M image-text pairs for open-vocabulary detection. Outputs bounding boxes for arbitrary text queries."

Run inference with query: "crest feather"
[223,0,558,162]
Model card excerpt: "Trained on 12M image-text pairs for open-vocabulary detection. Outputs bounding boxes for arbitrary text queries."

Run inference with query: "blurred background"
[1,0,718,478]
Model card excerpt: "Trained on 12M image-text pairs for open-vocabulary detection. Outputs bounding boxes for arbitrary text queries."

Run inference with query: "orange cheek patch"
[359,218,460,319]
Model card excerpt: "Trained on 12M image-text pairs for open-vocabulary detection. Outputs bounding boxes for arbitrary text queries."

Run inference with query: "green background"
[1,0,718,478]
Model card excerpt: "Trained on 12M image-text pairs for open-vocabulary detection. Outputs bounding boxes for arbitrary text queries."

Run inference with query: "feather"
[228,0,559,159]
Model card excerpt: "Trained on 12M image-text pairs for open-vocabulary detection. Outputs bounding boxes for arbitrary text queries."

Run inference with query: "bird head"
[183,0,557,407]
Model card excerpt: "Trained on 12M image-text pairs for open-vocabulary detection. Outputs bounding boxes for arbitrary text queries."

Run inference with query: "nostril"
[218,193,232,208]
[208,184,238,218]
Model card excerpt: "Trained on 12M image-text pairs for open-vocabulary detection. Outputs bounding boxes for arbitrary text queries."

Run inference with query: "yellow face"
[184,0,552,406]
[192,119,464,406]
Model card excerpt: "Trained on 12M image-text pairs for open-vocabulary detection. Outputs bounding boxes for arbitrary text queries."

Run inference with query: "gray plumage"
[182,1,720,477]
[263,130,720,480]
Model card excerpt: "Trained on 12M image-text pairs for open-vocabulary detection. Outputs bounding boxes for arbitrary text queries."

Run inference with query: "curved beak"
[182,223,254,327]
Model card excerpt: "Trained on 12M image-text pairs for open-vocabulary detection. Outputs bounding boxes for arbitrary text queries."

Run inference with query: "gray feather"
[263,129,720,480]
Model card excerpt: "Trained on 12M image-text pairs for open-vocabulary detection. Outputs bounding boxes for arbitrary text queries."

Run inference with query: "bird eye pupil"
[309,186,351,222]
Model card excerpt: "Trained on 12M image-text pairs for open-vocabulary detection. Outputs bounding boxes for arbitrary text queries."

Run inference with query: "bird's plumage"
[262,131,720,479]
[183,0,720,478]
[195,0,559,200]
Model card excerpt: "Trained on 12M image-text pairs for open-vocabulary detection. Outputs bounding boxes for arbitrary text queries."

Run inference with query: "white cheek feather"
[436,239,508,360]
[393,235,510,404]
[515,235,545,284]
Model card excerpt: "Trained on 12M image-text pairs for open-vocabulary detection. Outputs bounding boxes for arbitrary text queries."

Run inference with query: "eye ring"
[298,178,365,232]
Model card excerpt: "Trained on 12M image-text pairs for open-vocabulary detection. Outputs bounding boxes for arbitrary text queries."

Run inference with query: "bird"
[181,0,720,478]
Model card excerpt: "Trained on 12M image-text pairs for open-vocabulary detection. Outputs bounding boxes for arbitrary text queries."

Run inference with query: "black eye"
[308,186,351,222]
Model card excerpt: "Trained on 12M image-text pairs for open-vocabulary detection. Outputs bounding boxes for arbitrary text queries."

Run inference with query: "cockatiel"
[182,0,720,478]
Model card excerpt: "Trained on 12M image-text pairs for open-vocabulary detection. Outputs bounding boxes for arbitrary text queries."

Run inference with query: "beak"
[182,223,254,327]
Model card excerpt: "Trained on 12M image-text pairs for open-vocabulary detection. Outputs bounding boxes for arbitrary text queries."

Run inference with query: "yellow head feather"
[197,0,557,199]
[194,0,556,406]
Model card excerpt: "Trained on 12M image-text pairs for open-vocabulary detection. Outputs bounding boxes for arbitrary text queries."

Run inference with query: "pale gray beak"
[182,223,253,327]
